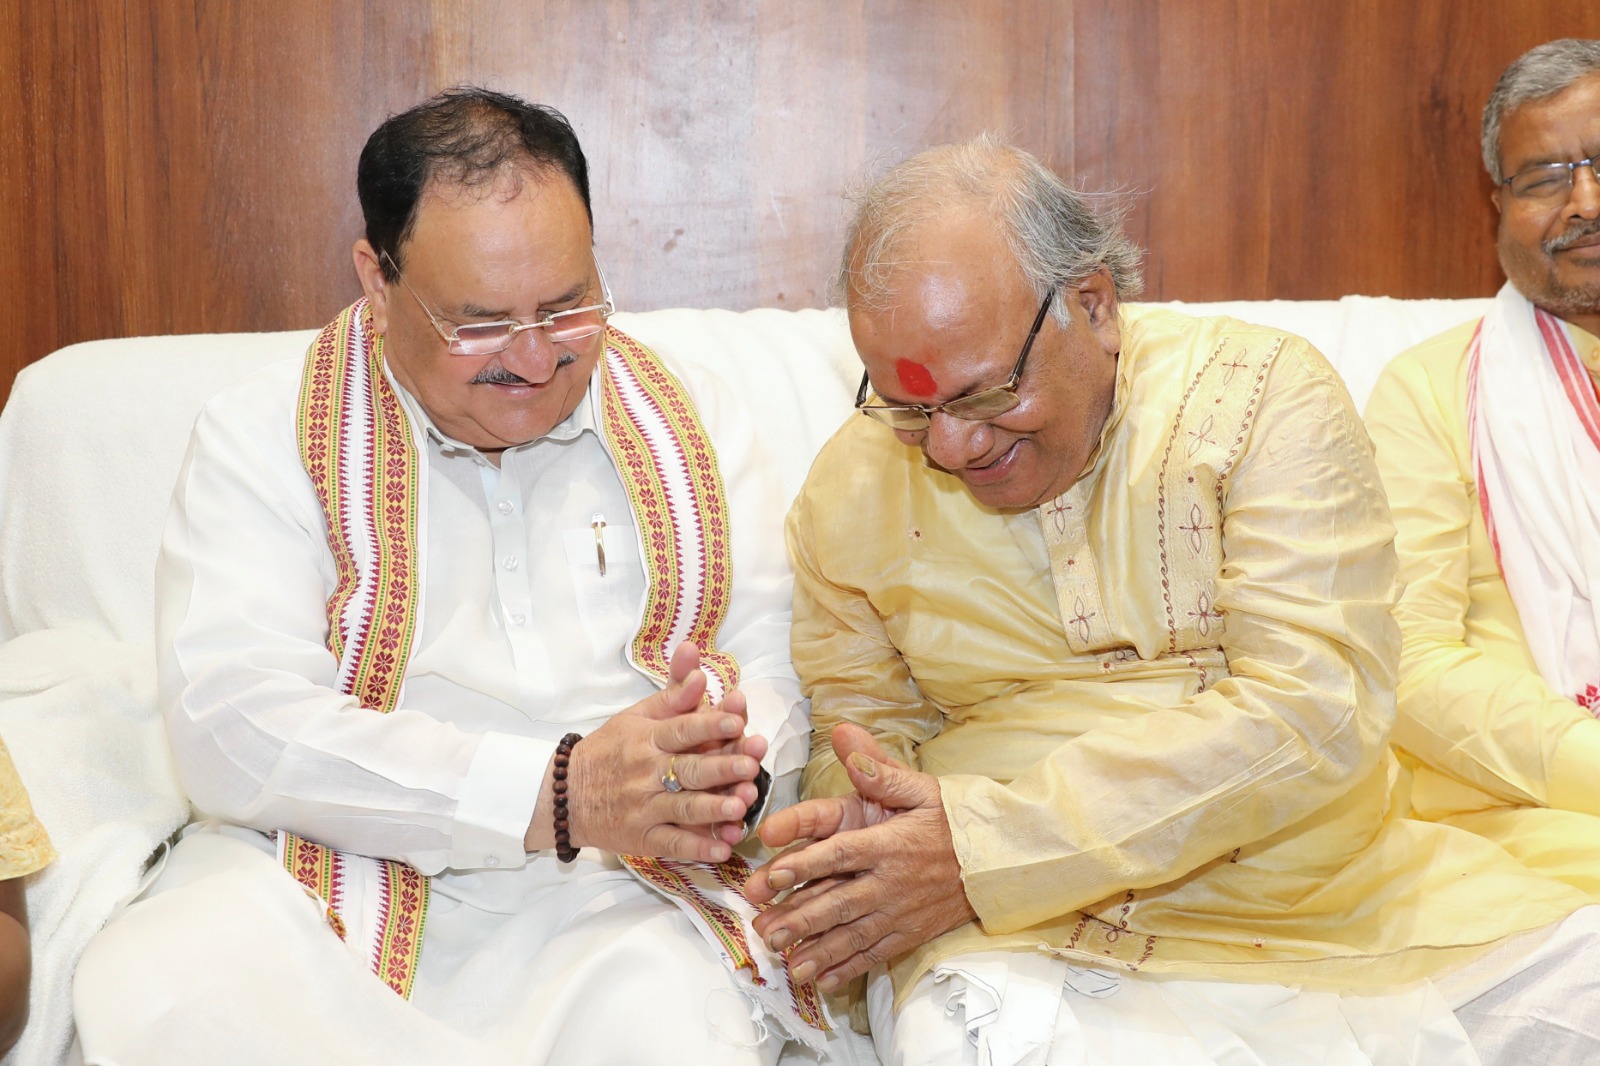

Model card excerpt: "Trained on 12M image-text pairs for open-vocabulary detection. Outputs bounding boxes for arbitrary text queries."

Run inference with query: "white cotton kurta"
[72,344,809,1065]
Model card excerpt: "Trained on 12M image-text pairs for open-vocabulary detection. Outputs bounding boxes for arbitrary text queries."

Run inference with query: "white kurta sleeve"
[157,362,544,875]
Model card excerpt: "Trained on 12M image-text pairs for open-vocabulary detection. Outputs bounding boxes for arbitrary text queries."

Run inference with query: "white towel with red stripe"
[1467,282,1600,710]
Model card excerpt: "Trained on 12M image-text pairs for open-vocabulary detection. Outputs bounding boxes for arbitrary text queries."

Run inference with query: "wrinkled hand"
[625,642,767,842]
[560,642,765,862]
[746,726,907,871]
[747,724,976,992]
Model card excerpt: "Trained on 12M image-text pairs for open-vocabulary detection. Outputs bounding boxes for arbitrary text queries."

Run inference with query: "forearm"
[0,882,29,1057]
[161,580,549,871]
[1368,352,1595,810]
[159,398,551,872]
[0,913,27,1058]
[954,352,1400,932]
[945,663,1391,931]
[163,673,549,872]
[1395,634,1596,809]
[1551,718,1600,816]
[788,516,941,800]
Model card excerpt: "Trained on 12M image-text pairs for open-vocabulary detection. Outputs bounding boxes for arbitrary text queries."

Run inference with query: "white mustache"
[468,353,575,385]
[1546,220,1600,253]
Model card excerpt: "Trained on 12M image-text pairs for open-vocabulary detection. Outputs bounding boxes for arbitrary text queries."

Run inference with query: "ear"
[1073,267,1121,356]
[1491,185,1504,219]
[352,239,391,336]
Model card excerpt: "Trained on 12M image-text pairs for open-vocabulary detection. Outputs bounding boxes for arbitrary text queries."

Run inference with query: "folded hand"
[567,641,766,861]
[747,724,976,991]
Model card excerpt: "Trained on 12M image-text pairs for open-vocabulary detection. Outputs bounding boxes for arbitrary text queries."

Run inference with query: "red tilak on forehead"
[895,359,938,397]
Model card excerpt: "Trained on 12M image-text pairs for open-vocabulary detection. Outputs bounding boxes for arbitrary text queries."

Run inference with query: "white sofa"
[0,295,1492,1064]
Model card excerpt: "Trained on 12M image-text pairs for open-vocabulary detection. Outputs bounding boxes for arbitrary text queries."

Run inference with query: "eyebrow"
[1515,145,1600,170]
[446,280,593,322]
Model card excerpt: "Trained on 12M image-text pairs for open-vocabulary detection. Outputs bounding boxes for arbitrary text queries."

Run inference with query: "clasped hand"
[745,724,976,993]
[544,641,767,863]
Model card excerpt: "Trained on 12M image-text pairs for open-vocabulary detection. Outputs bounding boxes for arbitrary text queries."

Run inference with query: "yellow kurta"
[1365,317,1600,897]
[789,306,1590,1006]
[0,737,53,881]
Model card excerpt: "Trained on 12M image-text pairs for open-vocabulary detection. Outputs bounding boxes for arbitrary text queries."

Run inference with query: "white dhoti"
[867,907,1600,1066]
[74,828,783,1065]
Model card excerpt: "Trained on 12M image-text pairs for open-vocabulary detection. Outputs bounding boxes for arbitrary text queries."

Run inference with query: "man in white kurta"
[71,88,810,1065]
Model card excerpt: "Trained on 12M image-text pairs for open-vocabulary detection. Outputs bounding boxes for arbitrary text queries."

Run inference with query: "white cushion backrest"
[0,331,317,643]
[1149,296,1492,410]
[0,309,863,646]
[0,298,1497,646]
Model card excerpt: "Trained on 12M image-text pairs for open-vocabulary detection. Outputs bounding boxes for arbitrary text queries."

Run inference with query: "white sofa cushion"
[0,298,1492,645]
[0,307,862,646]
[0,295,1497,1066]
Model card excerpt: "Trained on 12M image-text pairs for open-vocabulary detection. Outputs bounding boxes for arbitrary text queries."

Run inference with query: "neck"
[1552,307,1600,341]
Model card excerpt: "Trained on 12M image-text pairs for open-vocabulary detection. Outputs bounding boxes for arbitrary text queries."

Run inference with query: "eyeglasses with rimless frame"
[1502,152,1600,205]
[854,290,1055,432]
[381,251,615,356]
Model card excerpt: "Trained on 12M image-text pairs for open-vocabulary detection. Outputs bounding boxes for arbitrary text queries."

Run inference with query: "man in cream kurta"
[1365,40,1600,902]
[71,89,810,1065]
[0,736,53,1057]
[747,137,1599,1065]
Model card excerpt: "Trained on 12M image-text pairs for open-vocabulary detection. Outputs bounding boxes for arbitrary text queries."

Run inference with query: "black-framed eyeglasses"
[855,291,1054,432]
[381,251,615,356]
[1503,153,1600,204]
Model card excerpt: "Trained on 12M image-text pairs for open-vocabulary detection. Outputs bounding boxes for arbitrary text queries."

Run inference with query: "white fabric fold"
[931,950,1068,1066]
[0,628,189,1066]
[1467,282,1600,707]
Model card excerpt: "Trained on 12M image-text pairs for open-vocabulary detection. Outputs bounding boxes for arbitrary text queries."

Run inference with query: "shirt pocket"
[560,522,644,643]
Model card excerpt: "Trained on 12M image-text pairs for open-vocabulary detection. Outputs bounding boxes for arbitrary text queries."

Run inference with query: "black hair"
[357,86,592,279]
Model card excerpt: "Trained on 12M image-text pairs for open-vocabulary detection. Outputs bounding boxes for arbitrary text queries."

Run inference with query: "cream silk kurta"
[0,737,53,881]
[788,306,1590,1008]
[1366,317,1600,897]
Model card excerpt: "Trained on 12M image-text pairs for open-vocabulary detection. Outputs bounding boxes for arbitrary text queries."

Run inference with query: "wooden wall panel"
[4,1,1600,406]
[0,0,1075,405]
[1075,2,1600,300]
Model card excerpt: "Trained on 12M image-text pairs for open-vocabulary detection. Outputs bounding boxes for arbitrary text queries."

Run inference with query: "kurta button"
[510,613,526,626]
[503,556,520,571]
[497,500,514,515]
[484,855,500,868]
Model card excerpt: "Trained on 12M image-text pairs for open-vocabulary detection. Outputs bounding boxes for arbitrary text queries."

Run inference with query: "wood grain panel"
[4,0,1599,406]
[1074,1,1600,300]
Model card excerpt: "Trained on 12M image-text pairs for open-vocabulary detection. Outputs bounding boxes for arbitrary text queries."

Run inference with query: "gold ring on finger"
[661,755,684,793]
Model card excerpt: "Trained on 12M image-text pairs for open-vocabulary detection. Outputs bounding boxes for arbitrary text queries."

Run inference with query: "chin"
[962,477,1049,512]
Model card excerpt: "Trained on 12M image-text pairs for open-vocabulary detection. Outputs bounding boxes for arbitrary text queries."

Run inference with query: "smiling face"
[1494,72,1600,337]
[847,209,1121,510]
[354,170,603,453]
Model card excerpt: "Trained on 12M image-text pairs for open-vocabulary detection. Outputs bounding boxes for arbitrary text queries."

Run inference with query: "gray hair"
[1482,39,1600,182]
[833,134,1144,326]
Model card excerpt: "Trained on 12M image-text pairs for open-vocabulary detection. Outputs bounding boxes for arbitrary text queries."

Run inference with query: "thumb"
[627,667,708,719]
[844,750,934,810]
[668,640,701,685]
[832,721,907,771]
[662,666,708,715]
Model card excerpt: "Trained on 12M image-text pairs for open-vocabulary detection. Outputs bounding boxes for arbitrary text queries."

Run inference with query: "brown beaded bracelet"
[553,732,582,863]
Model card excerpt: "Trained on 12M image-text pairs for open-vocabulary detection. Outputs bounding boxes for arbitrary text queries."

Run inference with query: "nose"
[1568,163,1600,219]
[496,327,563,384]
[919,410,990,470]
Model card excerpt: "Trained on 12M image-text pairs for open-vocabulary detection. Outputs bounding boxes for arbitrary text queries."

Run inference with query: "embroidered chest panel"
[1040,335,1281,671]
